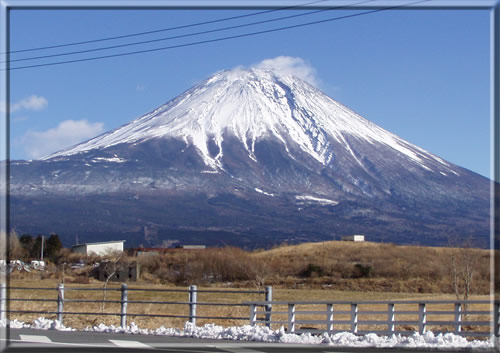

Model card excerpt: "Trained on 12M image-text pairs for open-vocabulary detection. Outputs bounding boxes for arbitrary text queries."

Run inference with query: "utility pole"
[40,235,44,261]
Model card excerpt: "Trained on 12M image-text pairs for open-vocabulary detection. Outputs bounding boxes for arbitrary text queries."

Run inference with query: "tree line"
[9,233,63,263]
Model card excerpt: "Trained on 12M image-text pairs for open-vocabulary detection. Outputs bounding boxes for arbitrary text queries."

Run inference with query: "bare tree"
[100,250,128,312]
[448,236,483,317]
[8,231,26,260]
[251,258,274,288]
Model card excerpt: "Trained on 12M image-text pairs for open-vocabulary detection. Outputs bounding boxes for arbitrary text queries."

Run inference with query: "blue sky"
[8,6,491,177]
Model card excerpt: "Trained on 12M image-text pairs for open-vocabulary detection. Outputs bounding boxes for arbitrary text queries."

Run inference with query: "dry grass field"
[252,241,491,291]
[130,240,491,294]
[5,240,494,333]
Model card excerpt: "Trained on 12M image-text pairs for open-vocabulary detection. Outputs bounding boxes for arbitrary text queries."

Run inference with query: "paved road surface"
[1,328,493,353]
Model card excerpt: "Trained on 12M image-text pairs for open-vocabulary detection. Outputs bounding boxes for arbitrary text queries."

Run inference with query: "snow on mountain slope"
[45,67,455,175]
[11,63,490,247]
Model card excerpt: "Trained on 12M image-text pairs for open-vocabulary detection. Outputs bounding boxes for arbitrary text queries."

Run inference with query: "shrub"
[353,263,373,278]
[137,252,162,273]
[300,263,325,278]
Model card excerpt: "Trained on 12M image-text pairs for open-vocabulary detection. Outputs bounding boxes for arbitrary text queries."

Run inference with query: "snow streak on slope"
[45,67,454,174]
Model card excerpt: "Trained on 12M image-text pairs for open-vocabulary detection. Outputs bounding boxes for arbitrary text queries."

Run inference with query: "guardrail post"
[388,303,395,333]
[0,283,6,322]
[265,286,272,328]
[57,283,64,324]
[249,304,257,326]
[120,283,128,328]
[326,304,334,332]
[288,303,296,334]
[351,303,358,334]
[189,285,197,325]
[454,303,462,333]
[494,302,500,337]
[418,303,426,334]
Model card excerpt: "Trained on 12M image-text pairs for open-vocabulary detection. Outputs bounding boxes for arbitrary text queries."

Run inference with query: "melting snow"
[0,318,493,348]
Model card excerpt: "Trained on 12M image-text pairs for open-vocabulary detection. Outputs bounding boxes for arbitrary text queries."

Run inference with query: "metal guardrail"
[1,283,272,328]
[2,283,498,338]
[245,300,497,337]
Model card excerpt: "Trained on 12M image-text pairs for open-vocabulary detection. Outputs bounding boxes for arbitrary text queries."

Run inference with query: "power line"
[5,0,331,55]
[6,0,430,71]
[6,0,427,71]
[6,4,363,64]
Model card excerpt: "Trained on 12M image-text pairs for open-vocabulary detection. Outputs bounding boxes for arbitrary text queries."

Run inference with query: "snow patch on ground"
[201,170,219,174]
[295,195,339,206]
[92,157,127,163]
[3,317,75,331]
[0,318,493,348]
[255,188,275,197]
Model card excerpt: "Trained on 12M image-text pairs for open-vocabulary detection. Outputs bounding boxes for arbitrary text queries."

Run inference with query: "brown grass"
[9,240,493,293]
[250,241,492,294]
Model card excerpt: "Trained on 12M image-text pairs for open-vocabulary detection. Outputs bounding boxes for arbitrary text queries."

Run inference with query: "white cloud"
[11,95,48,113]
[22,119,104,159]
[253,56,319,86]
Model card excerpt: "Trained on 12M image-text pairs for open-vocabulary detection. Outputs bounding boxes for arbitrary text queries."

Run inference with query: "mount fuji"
[10,65,490,248]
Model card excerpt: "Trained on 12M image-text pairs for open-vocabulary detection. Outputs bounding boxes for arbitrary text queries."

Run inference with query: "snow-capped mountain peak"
[11,63,490,248]
[45,67,453,175]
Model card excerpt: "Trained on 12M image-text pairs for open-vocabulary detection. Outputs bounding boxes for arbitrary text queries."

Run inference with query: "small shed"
[72,240,125,256]
[341,235,365,242]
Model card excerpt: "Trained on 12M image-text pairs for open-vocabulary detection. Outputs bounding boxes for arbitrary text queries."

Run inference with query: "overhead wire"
[6,5,353,64]
[5,0,332,55]
[6,0,430,71]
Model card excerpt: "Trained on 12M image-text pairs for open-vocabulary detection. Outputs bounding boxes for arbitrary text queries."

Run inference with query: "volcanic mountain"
[10,67,490,248]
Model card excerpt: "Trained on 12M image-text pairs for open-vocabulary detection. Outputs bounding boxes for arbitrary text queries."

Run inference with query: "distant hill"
[249,240,491,293]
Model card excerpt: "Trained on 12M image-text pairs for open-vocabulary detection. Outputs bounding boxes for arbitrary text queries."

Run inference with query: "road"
[1,328,493,353]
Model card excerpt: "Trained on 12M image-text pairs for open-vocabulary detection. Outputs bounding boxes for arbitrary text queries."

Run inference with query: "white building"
[72,240,125,256]
[341,235,365,242]
[178,245,206,249]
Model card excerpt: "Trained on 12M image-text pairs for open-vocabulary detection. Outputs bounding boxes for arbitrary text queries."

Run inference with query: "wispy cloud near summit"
[253,56,319,87]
